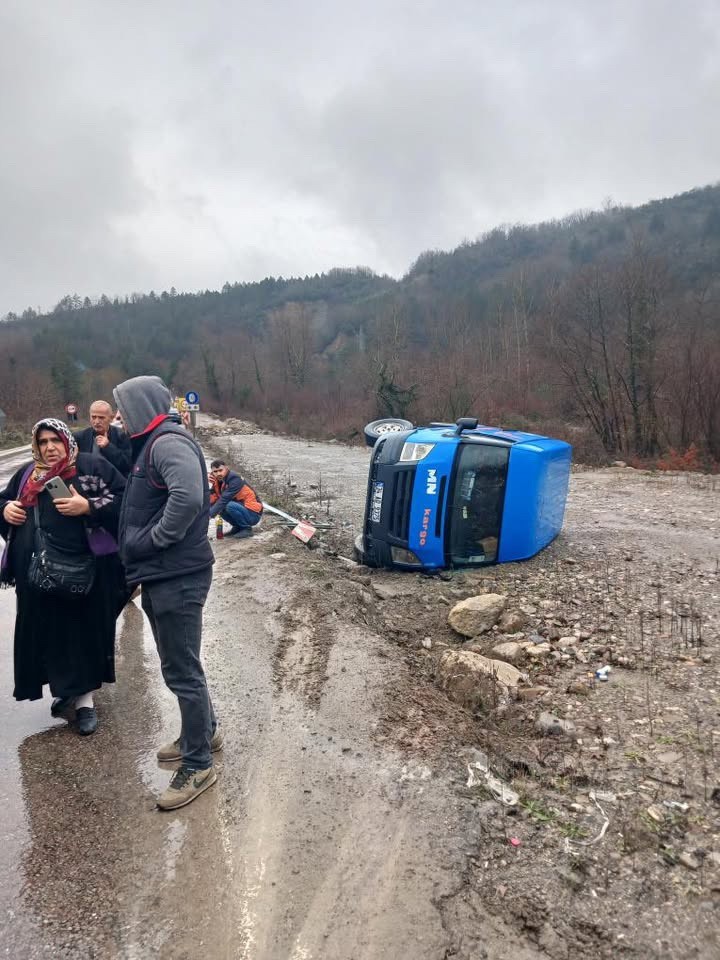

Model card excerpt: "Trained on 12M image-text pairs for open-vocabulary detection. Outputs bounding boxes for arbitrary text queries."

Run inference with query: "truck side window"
[448,444,509,565]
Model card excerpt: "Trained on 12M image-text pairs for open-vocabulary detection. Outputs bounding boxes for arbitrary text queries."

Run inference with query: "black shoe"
[226,525,241,537]
[230,527,253,539]
[51,696,75,719]
[76,707,98,736]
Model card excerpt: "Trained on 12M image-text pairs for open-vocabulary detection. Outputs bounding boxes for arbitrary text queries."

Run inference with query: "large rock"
[448,594,508,637]
[497,609,528,633]
[536,712,576,737]
[523,642,552,659]
[437,649,522,711]
[557,636,578,649]
[372,582,412,601]
[491,641,524,664]
[517,686,550,701]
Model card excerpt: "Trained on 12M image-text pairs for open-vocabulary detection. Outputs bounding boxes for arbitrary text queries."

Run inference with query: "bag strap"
[32,504,45,539]
[144,436,167,489]
[144,428,200,490]
[18,463,34,494]
[20,469,41,531]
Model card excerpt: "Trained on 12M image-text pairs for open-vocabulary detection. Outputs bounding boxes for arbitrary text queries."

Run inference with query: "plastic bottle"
[215,516,224,540]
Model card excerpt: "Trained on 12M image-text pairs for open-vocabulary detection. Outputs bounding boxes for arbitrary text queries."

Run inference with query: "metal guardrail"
[0,445,31,463]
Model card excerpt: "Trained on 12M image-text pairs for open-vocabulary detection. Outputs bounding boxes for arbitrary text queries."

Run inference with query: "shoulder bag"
[28,505,96,599]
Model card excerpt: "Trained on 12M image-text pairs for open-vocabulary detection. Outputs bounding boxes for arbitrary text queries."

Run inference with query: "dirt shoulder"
[202,421,720,959]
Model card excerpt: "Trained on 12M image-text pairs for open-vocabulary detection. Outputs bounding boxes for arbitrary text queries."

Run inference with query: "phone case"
[45,478,72,499]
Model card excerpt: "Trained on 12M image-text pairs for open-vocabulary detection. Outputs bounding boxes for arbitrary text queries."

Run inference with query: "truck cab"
[355,418,571,570]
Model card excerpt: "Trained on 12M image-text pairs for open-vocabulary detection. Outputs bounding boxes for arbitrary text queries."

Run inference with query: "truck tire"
[363,418,413,447]
[353,534,368,564]
[354,534,378,567]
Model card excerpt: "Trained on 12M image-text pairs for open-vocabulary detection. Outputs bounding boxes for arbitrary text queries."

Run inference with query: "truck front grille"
[389,469,413,540]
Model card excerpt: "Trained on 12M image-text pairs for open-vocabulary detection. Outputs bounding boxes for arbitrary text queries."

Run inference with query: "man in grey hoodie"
[113,375,221,810]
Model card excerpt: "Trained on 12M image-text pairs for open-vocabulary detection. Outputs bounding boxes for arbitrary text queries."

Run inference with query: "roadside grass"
[556,822,590,841]
[521,798,558,823]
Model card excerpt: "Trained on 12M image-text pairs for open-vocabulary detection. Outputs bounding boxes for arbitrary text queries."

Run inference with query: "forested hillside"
[1,184,719,465]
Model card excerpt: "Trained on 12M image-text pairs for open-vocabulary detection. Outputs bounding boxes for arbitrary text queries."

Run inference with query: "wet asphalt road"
[0,447,487,960]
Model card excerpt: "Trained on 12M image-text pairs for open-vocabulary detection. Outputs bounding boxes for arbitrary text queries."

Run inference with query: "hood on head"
[113,376,172,437]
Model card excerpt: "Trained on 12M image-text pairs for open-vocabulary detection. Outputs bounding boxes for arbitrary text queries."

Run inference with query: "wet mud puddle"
[0,534,512,960]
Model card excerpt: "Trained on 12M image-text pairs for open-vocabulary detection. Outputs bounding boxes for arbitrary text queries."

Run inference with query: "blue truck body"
[356,421,571,570]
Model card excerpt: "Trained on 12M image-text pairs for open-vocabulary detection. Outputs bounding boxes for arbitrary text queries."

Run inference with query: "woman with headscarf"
[0,418,126,735]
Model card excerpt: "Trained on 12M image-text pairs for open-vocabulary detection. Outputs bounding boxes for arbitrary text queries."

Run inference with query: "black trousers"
[141,567,216,769]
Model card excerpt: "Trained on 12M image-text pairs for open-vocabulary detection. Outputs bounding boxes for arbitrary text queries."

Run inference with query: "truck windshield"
[448,443,509,564]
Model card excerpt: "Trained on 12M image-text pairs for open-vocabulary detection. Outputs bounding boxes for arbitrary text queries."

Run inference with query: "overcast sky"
[1,0,719,316]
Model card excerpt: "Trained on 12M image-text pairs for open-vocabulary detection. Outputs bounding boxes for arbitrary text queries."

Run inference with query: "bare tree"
[269,302,314,387]
[616,244,668,456]
[366,303,417,417]
[555,266,627,454]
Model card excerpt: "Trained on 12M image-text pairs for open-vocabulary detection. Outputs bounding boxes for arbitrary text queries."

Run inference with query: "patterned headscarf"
[18,419,79,507]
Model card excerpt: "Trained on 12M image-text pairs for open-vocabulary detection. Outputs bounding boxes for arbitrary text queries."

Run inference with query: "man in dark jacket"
[74,400,132,476]
[209,459,263,538]
[113,375,220,811]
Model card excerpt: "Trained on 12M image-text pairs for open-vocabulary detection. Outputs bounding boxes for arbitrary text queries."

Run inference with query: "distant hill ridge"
[405,182,720,294]
[1,182,719,464]
[4,182,720,328]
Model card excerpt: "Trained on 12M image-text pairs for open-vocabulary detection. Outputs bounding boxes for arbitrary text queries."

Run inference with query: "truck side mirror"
[455,417,479,435]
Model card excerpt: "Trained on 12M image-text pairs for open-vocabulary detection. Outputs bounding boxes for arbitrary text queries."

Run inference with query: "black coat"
[0,454,126,701]
[73,424,132,477]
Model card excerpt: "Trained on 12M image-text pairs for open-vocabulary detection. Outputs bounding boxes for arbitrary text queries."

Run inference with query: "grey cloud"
[294,0,720,266]
[0,3,156,313]
[1,0,719,313]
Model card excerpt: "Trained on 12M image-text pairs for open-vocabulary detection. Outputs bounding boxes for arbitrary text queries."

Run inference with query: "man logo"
[426,468,437,495]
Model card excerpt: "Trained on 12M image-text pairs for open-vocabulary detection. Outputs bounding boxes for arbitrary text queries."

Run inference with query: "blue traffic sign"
[185,391,200,405]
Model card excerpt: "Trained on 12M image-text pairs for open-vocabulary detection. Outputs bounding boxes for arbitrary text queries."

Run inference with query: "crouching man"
[209,460,263,538]
[114,375,222,810]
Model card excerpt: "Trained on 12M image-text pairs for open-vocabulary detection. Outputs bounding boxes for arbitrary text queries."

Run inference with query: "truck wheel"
[363,418,413,447]
[353,534,367,564]
[354,534,377,567]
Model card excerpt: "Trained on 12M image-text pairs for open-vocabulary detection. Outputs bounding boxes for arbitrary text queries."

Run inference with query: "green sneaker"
[157,765,217,810]
[156,728,224,762]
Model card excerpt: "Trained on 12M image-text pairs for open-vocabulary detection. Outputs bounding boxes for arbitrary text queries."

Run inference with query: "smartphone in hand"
[44,477,72,500]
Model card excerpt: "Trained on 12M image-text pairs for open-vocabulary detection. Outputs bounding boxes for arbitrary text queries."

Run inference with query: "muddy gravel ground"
[1,422,717,959]
[201,419,720,960]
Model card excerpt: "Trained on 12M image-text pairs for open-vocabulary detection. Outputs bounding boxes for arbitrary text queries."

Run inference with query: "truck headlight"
[390,546,422,566]
[399,442,435,462]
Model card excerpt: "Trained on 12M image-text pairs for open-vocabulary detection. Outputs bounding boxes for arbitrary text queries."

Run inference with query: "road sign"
[65,403,77,415]
[185,403,200,412]
[185,391,200,405]
[291,520,317,543]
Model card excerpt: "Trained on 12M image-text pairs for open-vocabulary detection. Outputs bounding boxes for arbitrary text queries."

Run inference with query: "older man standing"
[113,375,220,810]
[74,400,132,477]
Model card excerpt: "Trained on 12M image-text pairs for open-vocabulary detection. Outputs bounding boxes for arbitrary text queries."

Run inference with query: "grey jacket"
[113,376,213,583]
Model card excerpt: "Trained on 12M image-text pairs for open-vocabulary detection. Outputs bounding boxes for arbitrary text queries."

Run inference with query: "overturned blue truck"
[354,417,572,571]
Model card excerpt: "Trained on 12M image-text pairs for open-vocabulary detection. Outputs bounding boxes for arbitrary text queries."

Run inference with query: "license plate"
[370,481,384,523]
